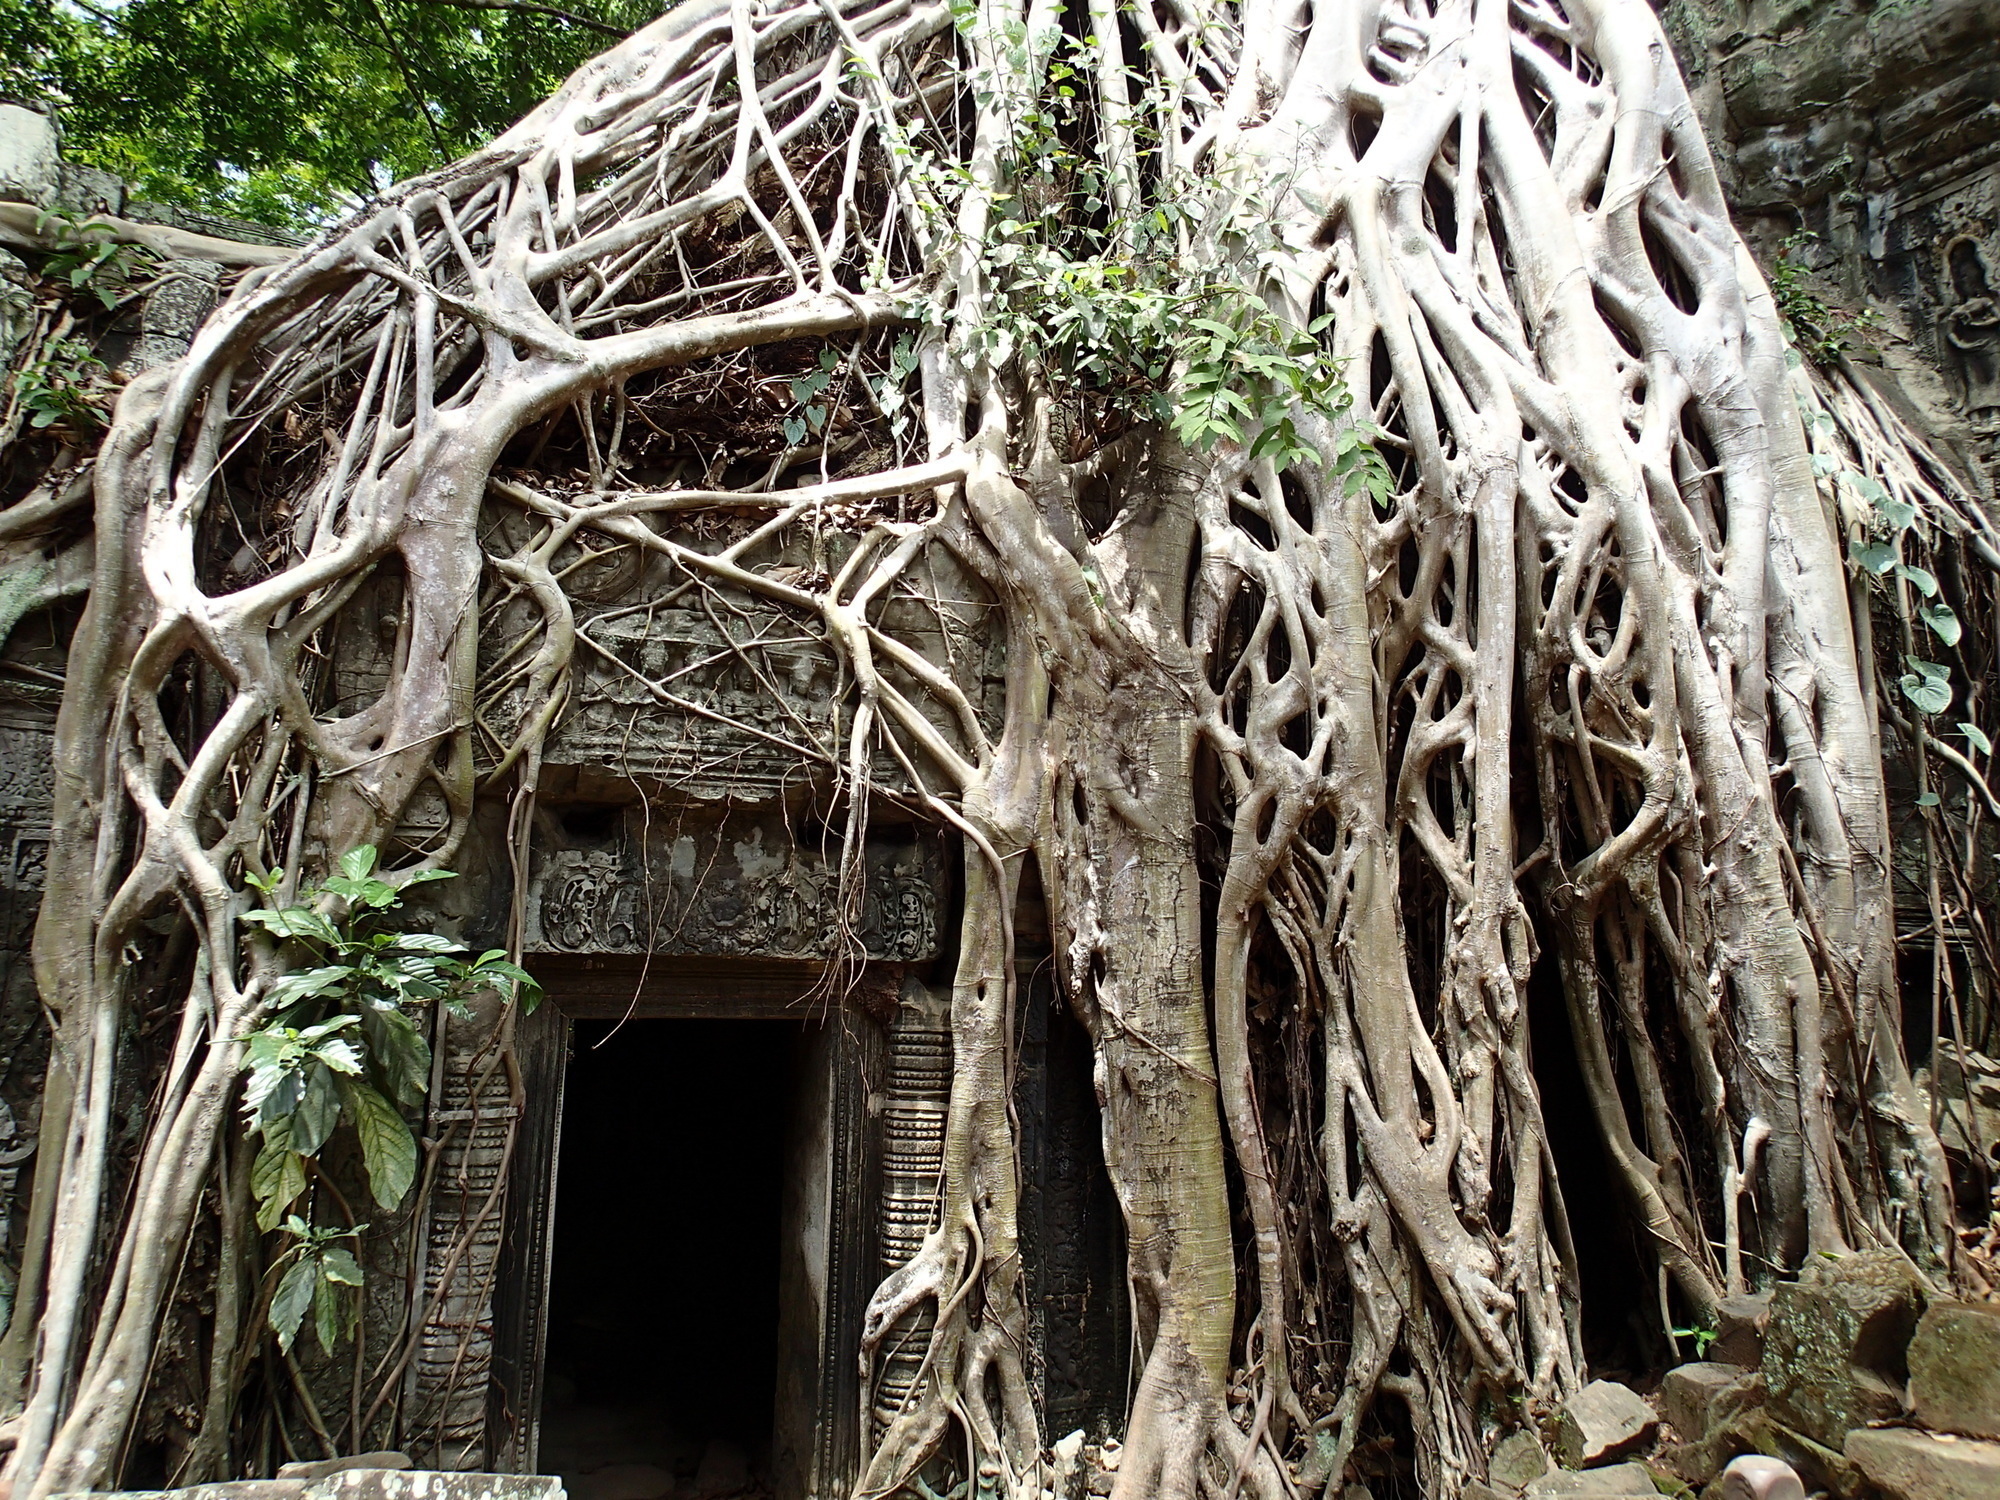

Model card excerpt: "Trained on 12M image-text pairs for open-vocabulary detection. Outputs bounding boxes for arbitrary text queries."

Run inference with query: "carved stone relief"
[870,981,950,1440]
[524,807,942,962]
[477,517,1004,807]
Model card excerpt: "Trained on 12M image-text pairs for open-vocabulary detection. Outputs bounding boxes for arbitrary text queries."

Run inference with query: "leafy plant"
[240,845,540,1353]
[1772,231,1879,367]
[11,338,109,431]
[890,25,1392,497]
[33,209,153,311]
[266,1216,365,1356]
[1670,1323,1718,1358]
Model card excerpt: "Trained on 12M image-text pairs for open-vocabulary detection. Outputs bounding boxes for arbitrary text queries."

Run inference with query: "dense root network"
[0,3,1985,1499]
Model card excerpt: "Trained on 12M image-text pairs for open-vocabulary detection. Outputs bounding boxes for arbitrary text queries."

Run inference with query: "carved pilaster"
[868,981,951,1439]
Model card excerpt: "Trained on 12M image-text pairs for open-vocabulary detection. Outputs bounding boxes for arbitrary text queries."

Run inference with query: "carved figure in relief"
[1943,233,2000,429]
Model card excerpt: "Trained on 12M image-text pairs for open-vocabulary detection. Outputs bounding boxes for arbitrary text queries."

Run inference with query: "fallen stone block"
[1711,1454,1805,1500]
[1843,1427,2000,1500]
[1662,1361,1746,1439]
[1521,1463,1656,1497]
[1761,1250,1923,1447]
[1909,1299,2000,1440]
[1554,1380,1658,1469]
[1490,1429,1555,1490]
[1711,1294,1773,1369]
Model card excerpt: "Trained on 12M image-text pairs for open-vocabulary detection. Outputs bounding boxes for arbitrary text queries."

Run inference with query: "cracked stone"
[1844,1427,2000,1500]
[1712,1293,1773,1369]
[1662,1361,1747,1439]
[1553,1381,1658,1468]
[1909,1299,2000,1439]
[1521,1462,1656,1497]
[1490,1429,1555,1490]
[1762,1250,1923,1447]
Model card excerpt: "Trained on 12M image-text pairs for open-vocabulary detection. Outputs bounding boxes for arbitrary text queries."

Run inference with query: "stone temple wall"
[1659,0,2000,497]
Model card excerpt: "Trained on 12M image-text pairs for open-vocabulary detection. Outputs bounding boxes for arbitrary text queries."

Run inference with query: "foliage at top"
[0,0,657,229]
[240,845,539,1355]
[892,21,1390,489]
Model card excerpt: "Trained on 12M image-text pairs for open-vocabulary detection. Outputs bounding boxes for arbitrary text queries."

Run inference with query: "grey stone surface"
[1520,1463,1656,1497]
[1663,1361,1746,1439]
[1712,1454,1805,1500]
[1491,1428,1556,1490]
[50,1474,564,1500]
[1761,1250,1923,1448]
[122,258,223,376]
[277,1455,412,1481]
[1553,1380,1658,1469]
[1843,1427,2000,1500]
[0,103,58,205]
[1712,1294,1773,1369]
[1909,1299,2000,1439]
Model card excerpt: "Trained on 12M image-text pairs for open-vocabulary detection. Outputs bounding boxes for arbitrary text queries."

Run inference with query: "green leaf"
[251,1125,308,1233]
[1921,601,1962,647]
[267,965,356,1008]
[270,1258,317,1354]
[291,1062,341,1156]
[337,846,378,882]
[313,1265,348,1353]
[1902,671,1953,716]
[1918,791,1941,808]
[389,933,465,955]
[1899,564,1939,598]
[359,1003,431,1110]
[342,1079,418,1210]
[320,1245,364,1286]
[1961,722,1992,756]
[1852,542,1897,576]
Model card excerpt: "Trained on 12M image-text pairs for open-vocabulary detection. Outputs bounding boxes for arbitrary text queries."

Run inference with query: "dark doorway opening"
[541,1018,800,1500]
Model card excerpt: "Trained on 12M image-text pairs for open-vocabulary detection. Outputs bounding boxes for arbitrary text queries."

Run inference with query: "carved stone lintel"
[525,809,942,962]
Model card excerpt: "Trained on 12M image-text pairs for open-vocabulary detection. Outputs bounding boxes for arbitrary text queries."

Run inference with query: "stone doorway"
[540,1018,803,1500]
[485,959,884,1500]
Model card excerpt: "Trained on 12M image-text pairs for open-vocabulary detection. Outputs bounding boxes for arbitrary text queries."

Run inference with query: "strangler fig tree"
[1,2,1991,1498]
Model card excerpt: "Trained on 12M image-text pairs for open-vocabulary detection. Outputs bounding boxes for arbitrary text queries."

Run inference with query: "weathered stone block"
[1554,1381,1658,1469]
[1491,1429,1555,1490]
[315,1476,562,1500]
[1712,1293,1773,1369]
[1843,1427,2000,1500]
[0,103,58,204]
[1761,1250,1923,1447]
[1521,1463,1656,1497]
[1712,1454,1805,1500]
[1663,1361,1747,1439]
[1909,1299,2000,1440]
[277,1456,412,1482]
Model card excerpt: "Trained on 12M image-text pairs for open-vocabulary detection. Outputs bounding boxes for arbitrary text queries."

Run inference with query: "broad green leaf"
[1918,791,1941,808]
[1899,564,1939,598]
[320,1245,364,1286]
[338,846,378,882]
[342,1079,418,1210]
[266,965,356,1008]
[390,933,465,954]
[359,1003,431,1110]
[1901,671,1953,716]
[1962,722,1992,756]
[291,1062,341,1156]
[1852,542,1897,576]
[313,1265,347,1354]
[1877,495,1917,531]
[270,1259,316,1354]
[251,1129,307,1233]
[1921,601,1962,647]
